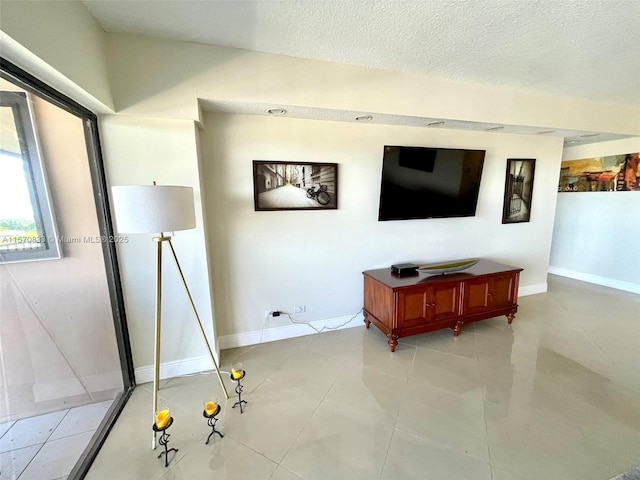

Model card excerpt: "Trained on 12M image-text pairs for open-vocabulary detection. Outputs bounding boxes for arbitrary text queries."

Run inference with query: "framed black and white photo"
[253,161,338,211]
[502,158,535,224]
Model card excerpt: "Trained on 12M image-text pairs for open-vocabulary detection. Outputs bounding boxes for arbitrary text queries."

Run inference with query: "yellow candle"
[205,401,217,416]
[231,368,243,380]
[155,409,170,429]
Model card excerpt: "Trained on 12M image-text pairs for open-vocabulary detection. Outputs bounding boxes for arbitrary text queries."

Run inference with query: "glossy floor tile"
[86,275,640,479]
[0,400,113,479]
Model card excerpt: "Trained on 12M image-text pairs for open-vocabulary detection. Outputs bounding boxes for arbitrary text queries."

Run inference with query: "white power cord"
[174,308,364,379]
[277,309,363,334]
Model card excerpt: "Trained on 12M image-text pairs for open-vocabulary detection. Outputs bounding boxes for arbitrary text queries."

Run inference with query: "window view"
[0,91,60,263]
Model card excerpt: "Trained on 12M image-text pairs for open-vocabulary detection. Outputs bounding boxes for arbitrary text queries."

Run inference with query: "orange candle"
[155,409,170,429]
[205,401,217,416]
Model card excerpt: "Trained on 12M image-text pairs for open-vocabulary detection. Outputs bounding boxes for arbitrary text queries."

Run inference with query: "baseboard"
[218,312,364,350]
[135,354,219,385]
[548,266,640,294]
[134,312,364,384]
[519,282,548,296]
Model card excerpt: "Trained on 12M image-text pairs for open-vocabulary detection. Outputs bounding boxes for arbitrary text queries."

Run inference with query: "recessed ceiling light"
[266,108,286,115]
[355,115,373,121]
[485,125,504,131]
[564,139,580,144]
[580,133,599,138]
[427,121,445,126]
[537,129,556,135]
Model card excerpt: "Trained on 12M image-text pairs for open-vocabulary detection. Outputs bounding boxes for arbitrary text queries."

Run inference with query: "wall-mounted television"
[378,145,486,221]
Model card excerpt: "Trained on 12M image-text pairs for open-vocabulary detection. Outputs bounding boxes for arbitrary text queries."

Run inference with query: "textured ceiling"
[83,1,639,143]
[84,0,640,106]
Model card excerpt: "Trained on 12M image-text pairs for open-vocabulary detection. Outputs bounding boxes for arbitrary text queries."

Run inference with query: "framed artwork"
[253,161,338,211]
[502,158,535,224]
[558,152,639,192]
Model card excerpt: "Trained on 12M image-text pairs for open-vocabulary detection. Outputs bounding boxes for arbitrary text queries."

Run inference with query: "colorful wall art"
[559,152,640,192]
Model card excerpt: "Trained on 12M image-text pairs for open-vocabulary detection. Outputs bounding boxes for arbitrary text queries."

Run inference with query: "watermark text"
[0,235,129,244]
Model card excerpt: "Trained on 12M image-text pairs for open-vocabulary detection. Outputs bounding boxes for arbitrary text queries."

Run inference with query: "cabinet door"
[462,277,492,315]
[397,283,461,328]
[492,273,517,308]
[396,287,429,329]
[462,274,518,314]
[429,282,461,321]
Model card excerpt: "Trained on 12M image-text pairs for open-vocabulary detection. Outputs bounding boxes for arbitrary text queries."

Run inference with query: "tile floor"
[86,275,640,480]
[0,400,113,479]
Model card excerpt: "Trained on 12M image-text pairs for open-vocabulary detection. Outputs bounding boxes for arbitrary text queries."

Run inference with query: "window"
[0,90,60,262]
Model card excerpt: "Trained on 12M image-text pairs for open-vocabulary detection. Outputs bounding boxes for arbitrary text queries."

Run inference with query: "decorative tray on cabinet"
[417,259,479,275]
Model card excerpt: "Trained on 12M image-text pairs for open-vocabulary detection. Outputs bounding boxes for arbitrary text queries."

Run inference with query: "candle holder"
[202,403,224,444]
[230,368,247,414]
[152,417,178,467]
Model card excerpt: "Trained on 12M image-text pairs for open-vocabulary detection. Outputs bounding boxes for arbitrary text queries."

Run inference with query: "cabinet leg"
[363,313,371,329]
[387,334,398,352]
[453,321,464,336]
[507,313,515,324]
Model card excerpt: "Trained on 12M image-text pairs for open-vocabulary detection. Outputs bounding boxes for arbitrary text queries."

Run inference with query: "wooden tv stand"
[363,259,522,351]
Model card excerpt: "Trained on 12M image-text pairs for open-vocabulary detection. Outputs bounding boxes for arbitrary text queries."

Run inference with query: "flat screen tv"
[378,145,486,221]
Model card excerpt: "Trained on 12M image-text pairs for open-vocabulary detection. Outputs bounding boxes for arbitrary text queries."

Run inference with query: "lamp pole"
[111,185,229,451]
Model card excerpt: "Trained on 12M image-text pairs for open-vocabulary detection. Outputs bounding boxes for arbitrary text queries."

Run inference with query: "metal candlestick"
[230,370,248,413]
[152,417,178,467]
[202,404,224,444]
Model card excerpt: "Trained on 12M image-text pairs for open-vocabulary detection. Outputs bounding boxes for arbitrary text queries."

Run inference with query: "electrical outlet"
[264,310,273,317]
[294,305,306,314]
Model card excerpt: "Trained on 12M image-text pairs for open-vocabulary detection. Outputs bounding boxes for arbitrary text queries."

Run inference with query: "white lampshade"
[111,185,196,234]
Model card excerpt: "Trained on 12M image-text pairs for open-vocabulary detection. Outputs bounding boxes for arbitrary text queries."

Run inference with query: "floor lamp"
[111,184,229,449]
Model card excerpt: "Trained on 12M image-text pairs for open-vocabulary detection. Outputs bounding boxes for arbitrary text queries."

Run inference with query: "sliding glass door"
[0,59,133,479]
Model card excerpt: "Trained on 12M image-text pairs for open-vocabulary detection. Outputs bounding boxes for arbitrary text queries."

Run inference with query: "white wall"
[99,115,218,381]
[201,112,563,345]
[550,137,640,293]
[0,0,114,113]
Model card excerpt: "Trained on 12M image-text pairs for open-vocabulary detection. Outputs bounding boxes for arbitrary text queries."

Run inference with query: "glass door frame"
[0,57,135,479]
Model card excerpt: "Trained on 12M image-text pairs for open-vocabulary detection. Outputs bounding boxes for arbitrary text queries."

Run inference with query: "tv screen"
[378,145,486,221]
